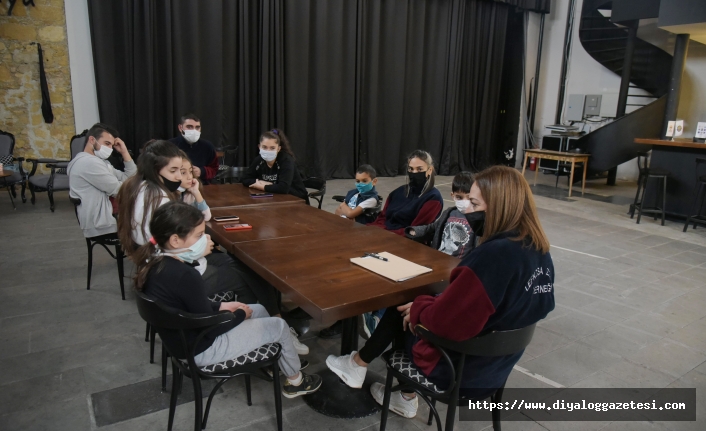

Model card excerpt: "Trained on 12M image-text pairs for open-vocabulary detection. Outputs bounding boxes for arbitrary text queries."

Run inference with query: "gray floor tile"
[577,299,640,323]
[0,394,91,431]
[520,342,622,387]
[667,251,706,266]
[629,235,674,247]
[603,359,677,388]
[538,312,613,341]
[581,325,661,358]
[623,339,706,379]
[0,367,86,415]
[675,265,706,282]
[523,327,573,359]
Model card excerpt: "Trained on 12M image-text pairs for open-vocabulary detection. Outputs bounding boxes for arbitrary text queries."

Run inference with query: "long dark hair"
[133,202,205,291]
[117,140,182,257]
[259,128,295,160]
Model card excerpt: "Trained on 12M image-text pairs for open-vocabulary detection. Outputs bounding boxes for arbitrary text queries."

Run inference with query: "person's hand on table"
[397,302,414,334]
[249,179,272,191]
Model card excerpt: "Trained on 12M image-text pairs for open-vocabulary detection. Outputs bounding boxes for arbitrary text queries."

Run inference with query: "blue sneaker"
[362,312,379,338]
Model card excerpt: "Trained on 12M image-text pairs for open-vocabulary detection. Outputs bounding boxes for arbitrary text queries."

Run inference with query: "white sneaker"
[370,382,418,418]
[289,327,309,355]
[325,352,367,389]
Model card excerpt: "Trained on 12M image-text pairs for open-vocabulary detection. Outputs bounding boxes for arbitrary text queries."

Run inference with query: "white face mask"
[183,129,201,144]
[455,199,471,213]
[94,144,113,160]
[260,149,278,162]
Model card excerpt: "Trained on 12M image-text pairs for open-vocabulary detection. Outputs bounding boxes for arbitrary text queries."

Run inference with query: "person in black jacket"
[242,129,309,202]
[135,202,322,399]
[405,171,478,259]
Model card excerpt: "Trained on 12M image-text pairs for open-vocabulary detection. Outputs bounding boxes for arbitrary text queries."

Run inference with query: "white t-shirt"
[347,193,377,210]
[133,182,208,274]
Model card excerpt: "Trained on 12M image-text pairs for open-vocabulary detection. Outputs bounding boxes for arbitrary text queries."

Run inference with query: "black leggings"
[358,306,408,364]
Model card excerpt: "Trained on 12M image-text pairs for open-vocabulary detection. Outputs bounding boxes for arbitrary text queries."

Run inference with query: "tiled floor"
[0,170,705,431]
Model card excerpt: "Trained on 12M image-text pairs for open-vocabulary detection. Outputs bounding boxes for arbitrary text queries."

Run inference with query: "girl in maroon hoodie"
[326,166,555,419]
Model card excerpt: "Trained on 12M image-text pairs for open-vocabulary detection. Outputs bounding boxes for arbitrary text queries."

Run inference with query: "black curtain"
[88,0,536,177]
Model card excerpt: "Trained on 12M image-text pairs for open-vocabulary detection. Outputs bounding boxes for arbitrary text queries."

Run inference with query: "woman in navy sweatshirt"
[242,129,309,202]
[368,150,443,236]
[326,166,555,419]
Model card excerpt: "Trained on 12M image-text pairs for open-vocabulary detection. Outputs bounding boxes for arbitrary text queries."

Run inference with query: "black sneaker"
[318,320,342,339]
[265,360,309,378]
[282,372,323,399]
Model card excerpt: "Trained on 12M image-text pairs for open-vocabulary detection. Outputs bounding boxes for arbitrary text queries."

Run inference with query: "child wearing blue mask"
[335,164,379,224]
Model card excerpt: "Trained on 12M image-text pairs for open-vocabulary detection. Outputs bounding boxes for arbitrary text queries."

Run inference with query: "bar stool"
[683,157,706,232]
[631,151,669,226]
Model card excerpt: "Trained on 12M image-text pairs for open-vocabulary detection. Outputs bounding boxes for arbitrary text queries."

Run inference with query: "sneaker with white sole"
[282,372,322,398]
[325,352,367,389]
[289,327,309,355]
[370,382,418,418]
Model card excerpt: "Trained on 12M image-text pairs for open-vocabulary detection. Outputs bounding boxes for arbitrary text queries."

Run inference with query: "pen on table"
[364,252,388,262]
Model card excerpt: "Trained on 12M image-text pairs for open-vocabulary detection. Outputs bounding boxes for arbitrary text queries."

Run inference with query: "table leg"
[568,161,576,197]
[521,153,528,176]
[581,158,588,196]
[534,158,540,185]
[303,316,381,418]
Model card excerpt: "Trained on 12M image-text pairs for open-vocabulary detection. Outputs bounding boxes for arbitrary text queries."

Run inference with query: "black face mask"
[408,171,427,189]
[465,211,485,237]
[161,175,182,193]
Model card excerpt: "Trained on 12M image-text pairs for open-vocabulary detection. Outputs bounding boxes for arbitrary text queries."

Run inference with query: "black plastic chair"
[0,129,27,209]
[26,130,87,211]
[303,177,326,209]
[135,291,284,431]
[379,323,536,431]
[69,197,125,300]
[683,157,706,232]
[630,151,670,226]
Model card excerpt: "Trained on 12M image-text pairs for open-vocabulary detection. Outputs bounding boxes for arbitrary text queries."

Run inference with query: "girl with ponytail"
[138,202,322,399]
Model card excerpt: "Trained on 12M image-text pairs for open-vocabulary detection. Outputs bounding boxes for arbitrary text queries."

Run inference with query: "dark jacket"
[344,187,379,224]
[241,152,308,201]
[404,207,478,251]
[169,135,219,184]
[368,184,443,235]
[409,231,555,394]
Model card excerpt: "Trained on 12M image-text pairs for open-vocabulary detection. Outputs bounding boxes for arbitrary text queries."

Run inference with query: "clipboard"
[350,252,432,282]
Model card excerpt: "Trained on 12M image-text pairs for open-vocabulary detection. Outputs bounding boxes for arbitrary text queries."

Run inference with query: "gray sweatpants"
[194,304,301,377]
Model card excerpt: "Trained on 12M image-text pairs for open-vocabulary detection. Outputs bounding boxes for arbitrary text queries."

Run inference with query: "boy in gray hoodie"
[67,123,136,238]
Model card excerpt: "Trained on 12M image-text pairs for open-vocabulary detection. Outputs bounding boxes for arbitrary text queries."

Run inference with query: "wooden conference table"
[521,149,590,197]
[203,184,460,417]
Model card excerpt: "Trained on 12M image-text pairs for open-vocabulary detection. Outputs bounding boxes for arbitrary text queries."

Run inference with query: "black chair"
[26,130,87,211]
[69,197,126,300]
[332,194,383,222]
[303,177,326,209]
[0,129,27,209]
[214,145,239,184]
[146,290,236,392]
[683,157,706,232]
[379,323,536,431]
[630,151,669,226]
[134,291,284,431]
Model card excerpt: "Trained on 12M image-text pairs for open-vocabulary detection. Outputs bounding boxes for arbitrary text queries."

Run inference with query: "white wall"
[64,0,100,132]
[520,0,706,181]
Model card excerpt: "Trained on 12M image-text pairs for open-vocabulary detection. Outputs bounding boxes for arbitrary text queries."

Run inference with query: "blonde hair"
[474,166,550,253]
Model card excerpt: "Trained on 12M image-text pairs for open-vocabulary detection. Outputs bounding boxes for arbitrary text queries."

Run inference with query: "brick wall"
[0,0,76,161]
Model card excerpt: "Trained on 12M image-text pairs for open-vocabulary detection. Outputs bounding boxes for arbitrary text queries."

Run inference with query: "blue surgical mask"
[356,181,374,194]
[164,234,208,263]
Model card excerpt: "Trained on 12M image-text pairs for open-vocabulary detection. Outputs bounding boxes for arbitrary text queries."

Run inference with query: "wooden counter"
[635,138,706,150]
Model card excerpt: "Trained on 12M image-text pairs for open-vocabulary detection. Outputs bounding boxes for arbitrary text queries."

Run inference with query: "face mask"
[161,175,182,193]
[183,129,201,144]
[95,144,113,160]
[165,234,208,263]
[455,199,471,213]
[177,186,186,192]
[465,211,485,237]
[408,171,427,188]
[260,149,278,162]
[356,182,374,194]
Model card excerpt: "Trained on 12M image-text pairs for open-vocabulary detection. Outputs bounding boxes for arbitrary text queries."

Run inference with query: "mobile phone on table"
[223,223,252,231]
[250,192,273,198]
[213,215,240,222]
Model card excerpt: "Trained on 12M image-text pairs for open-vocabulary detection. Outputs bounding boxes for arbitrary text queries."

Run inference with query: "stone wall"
[0,0,75,162]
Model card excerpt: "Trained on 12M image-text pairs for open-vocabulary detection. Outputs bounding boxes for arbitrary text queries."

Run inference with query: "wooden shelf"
[635,138,706,150]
